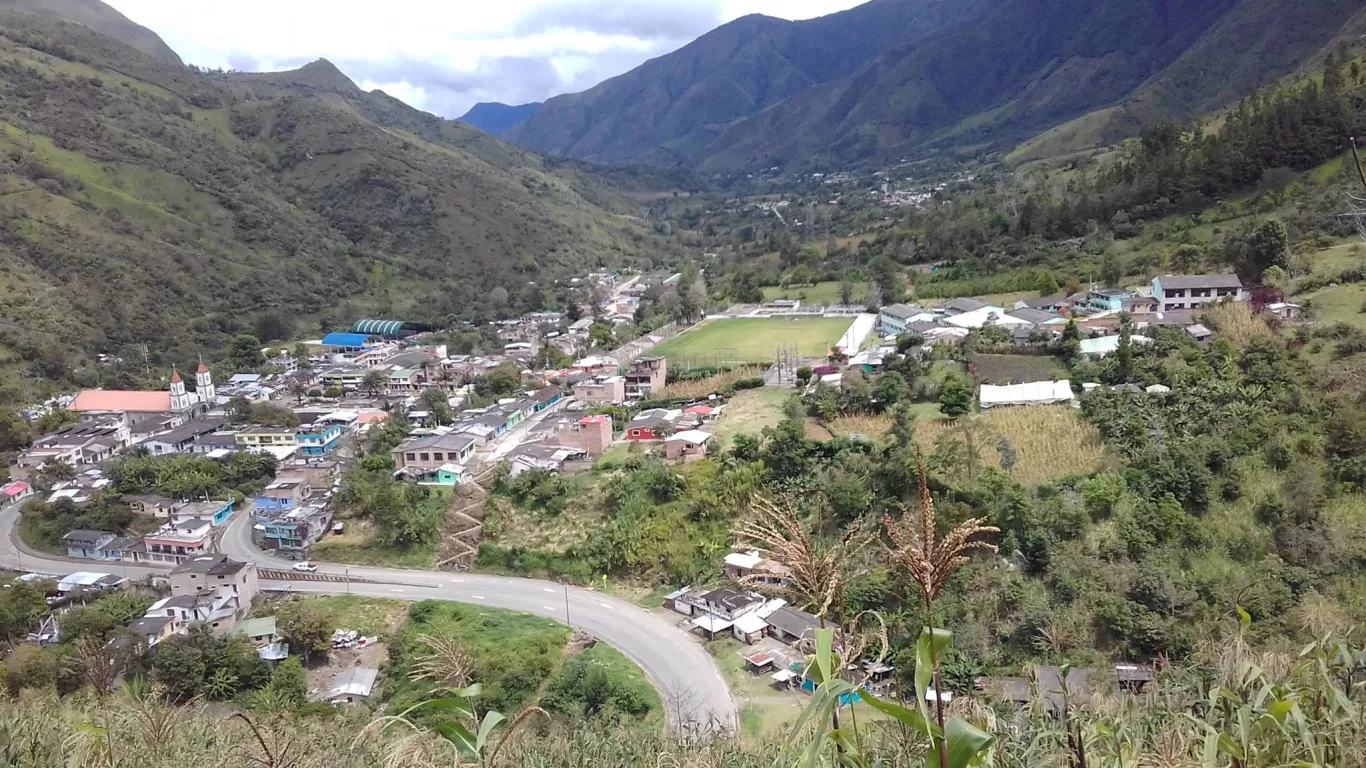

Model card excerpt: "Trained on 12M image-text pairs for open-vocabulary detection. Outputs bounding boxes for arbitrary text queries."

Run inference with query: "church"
[68,363,217,416]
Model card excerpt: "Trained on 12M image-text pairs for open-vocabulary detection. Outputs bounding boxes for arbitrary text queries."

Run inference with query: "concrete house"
[391,433,478,473]
[878,303,931,336]
[1151,274,1245,311]
[143,518,214,564]
[573,375,626,404]
[294,422,342,457]
[169,555,258,619]
[140,418,227,455]
[624,357,667,399]
[173,499,237,527]
[664,430,711,461]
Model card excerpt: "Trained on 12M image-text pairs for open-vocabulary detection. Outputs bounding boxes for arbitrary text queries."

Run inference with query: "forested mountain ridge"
[507,0,1363,171]
[0,8,676,395]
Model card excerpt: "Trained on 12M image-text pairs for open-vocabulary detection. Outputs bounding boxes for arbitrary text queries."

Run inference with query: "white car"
[291,562,318,572]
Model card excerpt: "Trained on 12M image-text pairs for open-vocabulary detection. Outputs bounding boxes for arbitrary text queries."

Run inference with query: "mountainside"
[0,7,675,388]
[460,101,542,136]
[0,0,181,63]
[507,0,1361,171]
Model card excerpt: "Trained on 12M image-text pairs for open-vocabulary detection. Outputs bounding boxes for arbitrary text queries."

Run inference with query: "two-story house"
[143,517,214,564]
[391,433,478,474]
[234,428,297,450]
[1151,275,1246,311]
[256,502,332,552]
[294,422,342,457]
[878,303,934,336]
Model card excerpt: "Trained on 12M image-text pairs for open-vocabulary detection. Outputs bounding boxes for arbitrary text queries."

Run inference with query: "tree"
[938,374,974,418]
[473,362,522,399]
[289,379,310,405]
[276,599,332,664]
[565,299,583,324]
[1037,270,1060,295]
[268,657,308,708]
[1171,244,1203,273]
[419,387,453,426]
[870,254,903,303]
[227,334,265,370]
[359,369,387,397]
[839,280,854,305]
[254,314,292,344]
[588,322,614,349]
[32,458,75,491]
[1100,251,1124,288]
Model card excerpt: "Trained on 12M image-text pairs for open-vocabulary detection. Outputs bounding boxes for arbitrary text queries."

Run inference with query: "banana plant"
[786,627,992,768]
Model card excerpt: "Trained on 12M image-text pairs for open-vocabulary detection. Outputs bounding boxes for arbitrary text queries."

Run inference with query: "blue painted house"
[533,386,563,412]
[255,479,310,514]
[1081,289,1131,314]
[295,423,342,457]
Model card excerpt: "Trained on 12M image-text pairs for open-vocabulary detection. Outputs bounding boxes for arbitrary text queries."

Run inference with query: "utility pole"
[563,581,572,628]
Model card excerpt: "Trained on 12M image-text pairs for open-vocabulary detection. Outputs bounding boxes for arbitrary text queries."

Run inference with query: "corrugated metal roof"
[322,332,374,348]
[352,319,405,336]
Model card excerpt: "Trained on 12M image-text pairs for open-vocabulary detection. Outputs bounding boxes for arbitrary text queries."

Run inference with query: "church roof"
[170,369,182,383]
[196,362,209,374]
[69,390,173,413]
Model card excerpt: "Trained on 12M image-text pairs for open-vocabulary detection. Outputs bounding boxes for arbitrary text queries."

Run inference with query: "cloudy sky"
[104,0,864,118]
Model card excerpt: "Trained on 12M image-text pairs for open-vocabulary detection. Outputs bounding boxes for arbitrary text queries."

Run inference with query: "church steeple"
[195,357,214,402]
[169,367,192,411]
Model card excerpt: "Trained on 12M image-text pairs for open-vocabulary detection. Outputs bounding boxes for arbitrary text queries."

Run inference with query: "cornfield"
[828,406,1107,484]
[658,367,767,400]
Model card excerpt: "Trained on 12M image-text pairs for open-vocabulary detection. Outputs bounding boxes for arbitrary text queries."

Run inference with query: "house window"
[419,453,430,461]
[431,452,443,461]
[406,453,416,461]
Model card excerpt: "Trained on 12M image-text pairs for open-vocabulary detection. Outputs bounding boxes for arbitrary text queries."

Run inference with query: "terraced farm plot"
[650,317,853,365]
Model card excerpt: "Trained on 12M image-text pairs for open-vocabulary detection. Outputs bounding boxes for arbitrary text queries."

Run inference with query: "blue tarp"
[322,332,373,348]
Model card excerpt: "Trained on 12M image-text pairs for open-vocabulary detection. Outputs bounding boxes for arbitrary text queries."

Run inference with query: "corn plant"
[786,627,992,768]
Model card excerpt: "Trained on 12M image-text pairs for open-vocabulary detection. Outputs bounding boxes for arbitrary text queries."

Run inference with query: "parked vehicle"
[291,561,318,572]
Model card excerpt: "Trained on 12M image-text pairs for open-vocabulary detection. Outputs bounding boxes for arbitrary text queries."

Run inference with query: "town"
[0,261,1282,717]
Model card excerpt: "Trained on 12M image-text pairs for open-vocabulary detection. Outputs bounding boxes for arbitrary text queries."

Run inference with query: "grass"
[973,354,1068,384]
[1301,283,1366,330]
[258,595,409,637]
[761,281,867,305]
[311,521,438,569]
[482,492,604,552]
[650,317,854,364]
[570,643,663,714]
[713,388,794,444]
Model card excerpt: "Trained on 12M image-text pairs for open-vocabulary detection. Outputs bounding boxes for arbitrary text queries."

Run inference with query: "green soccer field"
[650,317,854,365]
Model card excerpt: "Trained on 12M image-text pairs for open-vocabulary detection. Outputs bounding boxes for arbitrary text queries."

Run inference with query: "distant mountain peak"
[459,101,542,137]
[290,58,356,91]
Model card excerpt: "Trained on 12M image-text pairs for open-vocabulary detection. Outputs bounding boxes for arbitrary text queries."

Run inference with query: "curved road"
[0,503,736,732]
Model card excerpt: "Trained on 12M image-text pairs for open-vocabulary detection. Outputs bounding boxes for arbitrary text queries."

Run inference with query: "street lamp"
[562,580,572,628]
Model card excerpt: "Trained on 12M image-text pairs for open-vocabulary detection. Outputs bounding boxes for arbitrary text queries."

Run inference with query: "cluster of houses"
[876,274,1292,351]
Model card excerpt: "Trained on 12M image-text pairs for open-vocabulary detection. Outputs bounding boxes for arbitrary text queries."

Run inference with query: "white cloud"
[103,0,865,117]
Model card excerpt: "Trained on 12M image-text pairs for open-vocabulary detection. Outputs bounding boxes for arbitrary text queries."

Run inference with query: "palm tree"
[289,379,309,405]
[361,369,386,398]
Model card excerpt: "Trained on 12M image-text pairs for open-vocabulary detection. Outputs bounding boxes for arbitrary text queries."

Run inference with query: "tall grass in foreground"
[6,627,1366,768]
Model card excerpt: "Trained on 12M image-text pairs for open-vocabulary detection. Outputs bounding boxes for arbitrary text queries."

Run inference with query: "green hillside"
[0,8,678,396]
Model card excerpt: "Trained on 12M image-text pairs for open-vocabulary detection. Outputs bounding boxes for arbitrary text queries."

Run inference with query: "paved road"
[0,503,737,732]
